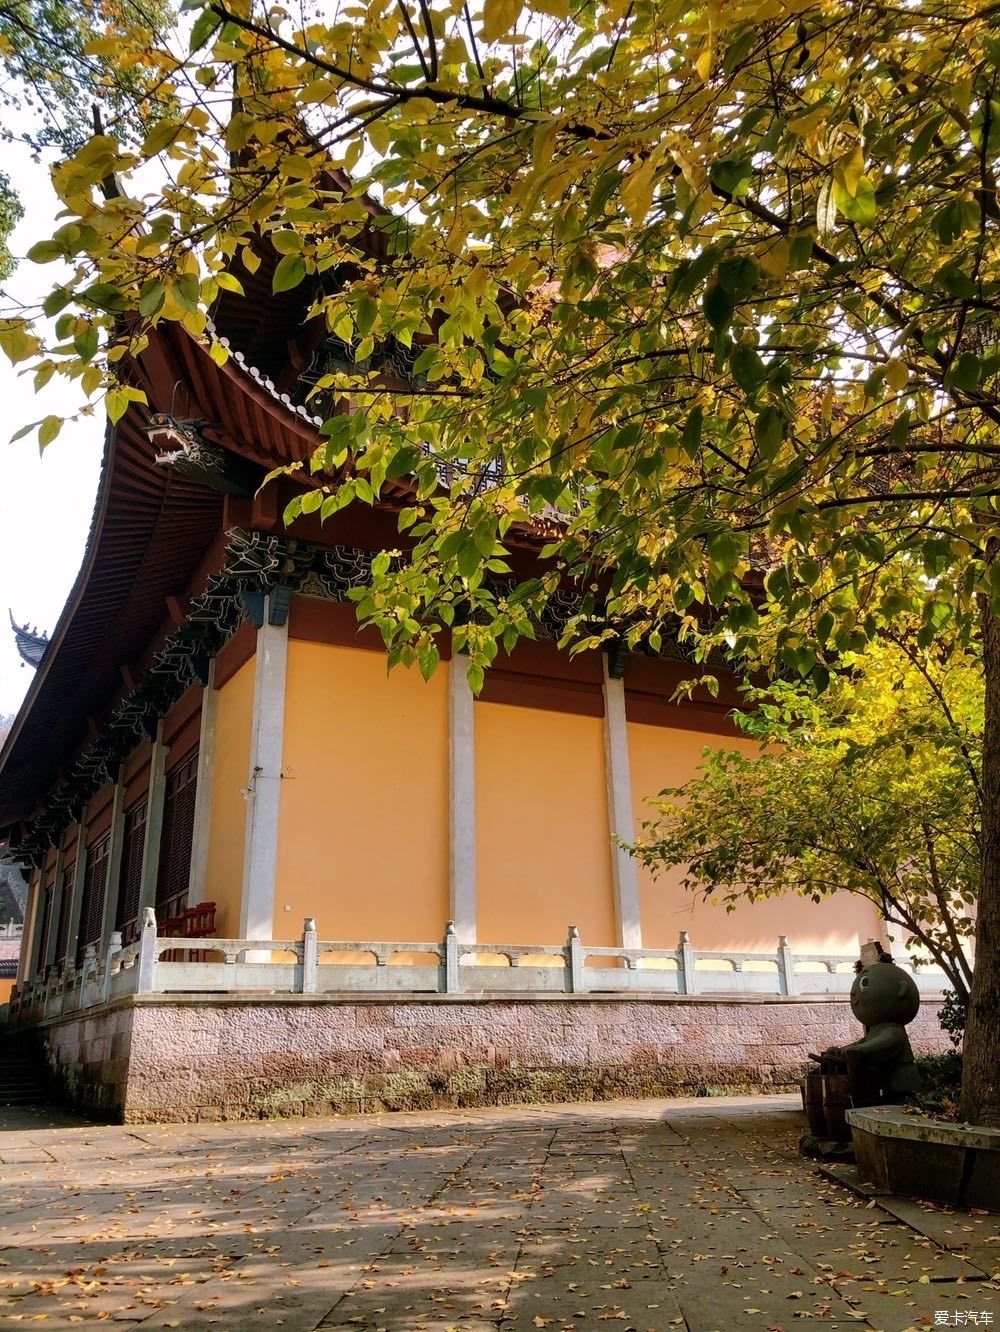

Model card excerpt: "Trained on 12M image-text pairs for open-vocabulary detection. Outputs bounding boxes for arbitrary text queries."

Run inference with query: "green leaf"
[272,255,307,293]
[10,421,40,444]
[26,240,65,264]
[710,157,752,197]
[949,353,981,392]
[418,642,440,681]
[703,281,735,332]
[189,7,221,52]
[355,294,377,337]
[681,406,703,454]
[173,273,200,312]
[832,177,876,224]
[82,283,129,313]
[730,344,766,394]
[457,542,482,579]
[74,324,99,362]
[754,405,785,456]
[717,256,758,300]
[42,287,71,317]
[138,280,165,317]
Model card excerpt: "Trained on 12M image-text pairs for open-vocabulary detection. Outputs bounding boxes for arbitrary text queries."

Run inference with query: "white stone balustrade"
[5,912,950,1026]
[0,920,23,940]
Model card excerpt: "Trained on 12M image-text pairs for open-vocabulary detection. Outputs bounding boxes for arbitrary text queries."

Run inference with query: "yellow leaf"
[83,36,119,55]
[209,341,229,367]
[301,79,334,103]
[758,238,789,279]
[834,145,865,198]
[368,118,391,157]
[279,154,314,180]
[787,106,827,137]
[620,156,657,226]
[482,0,523,42]
[886,358,909,391]
[695,43,713,82]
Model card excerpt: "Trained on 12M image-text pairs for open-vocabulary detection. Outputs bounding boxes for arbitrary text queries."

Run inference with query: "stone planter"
[847,1105,1000,1211]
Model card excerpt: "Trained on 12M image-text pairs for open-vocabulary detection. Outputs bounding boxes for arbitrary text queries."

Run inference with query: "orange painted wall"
[476,702,616,947]
[204,657,255,937]
[275,641,449,941]
[628,721,882,954]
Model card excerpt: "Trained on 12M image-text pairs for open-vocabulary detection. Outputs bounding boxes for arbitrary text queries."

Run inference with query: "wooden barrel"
[822,1073,852,1141]
[803,1071,827,1136]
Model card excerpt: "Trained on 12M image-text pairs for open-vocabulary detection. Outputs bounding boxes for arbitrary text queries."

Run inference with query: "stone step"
[0,1038,50,1107]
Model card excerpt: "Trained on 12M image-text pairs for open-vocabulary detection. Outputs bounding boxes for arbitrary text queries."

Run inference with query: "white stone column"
[240,601,288,941]
[448,652,477,943]
[42,847,64,971]
[602,655,642,949]
[99,772,127,948]
[188,661,218,904]
[16,870,42,986]
[137,724,169,916]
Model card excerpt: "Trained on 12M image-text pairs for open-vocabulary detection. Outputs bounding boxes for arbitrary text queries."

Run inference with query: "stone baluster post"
[136,907,157,993]
[444,920,459,994]
[102,931,123,1003]
[678,931,697,995]
[301,918,317,994]
[567,925,584,994]
[777,935,796,996]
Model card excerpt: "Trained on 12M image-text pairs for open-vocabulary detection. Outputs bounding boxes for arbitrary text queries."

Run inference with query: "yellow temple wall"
[200,623,881,956]
[275,639,450,941]
[475,702,616,947]
[203,657,254,937]
[627,720,883,955]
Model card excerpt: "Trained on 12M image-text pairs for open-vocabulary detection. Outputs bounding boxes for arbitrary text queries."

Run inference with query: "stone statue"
[822,955,922,1107]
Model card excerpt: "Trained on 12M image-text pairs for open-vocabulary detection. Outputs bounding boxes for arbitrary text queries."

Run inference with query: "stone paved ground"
[0,1095,997,1332]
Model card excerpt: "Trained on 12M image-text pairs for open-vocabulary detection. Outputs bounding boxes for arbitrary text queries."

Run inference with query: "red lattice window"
[37,870,55,972]
[76,833,110,966]
[54,861,74,967]
[156,747,198,926]
[116,796,148,945]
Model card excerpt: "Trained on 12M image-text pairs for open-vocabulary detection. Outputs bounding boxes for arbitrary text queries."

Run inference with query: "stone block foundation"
[33,993,948,1124]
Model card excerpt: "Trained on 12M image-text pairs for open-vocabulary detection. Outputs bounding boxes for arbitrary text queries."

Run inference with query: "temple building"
[0,230,946,1122]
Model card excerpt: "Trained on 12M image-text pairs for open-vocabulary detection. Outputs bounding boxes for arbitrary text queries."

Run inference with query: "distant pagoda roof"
[9,612,49,669]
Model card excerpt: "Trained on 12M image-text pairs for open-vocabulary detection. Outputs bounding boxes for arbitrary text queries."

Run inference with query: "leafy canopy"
[3,0,1000,677]
[0,0,176,280]
[631,631,980,1002]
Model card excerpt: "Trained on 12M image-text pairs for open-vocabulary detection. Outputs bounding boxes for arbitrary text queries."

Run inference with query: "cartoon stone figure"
[822,956,922,1107]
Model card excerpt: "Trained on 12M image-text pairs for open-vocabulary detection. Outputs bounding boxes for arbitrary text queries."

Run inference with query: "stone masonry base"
[32,994,948,1124]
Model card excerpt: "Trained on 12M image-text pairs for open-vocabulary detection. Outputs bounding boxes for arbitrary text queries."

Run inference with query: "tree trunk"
[960,592,1000,1125]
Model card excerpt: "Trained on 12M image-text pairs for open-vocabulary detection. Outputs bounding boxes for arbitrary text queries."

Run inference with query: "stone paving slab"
[1,1095,998,1331]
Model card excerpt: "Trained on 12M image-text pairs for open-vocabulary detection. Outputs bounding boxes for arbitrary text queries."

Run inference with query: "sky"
[0,140,104,720]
